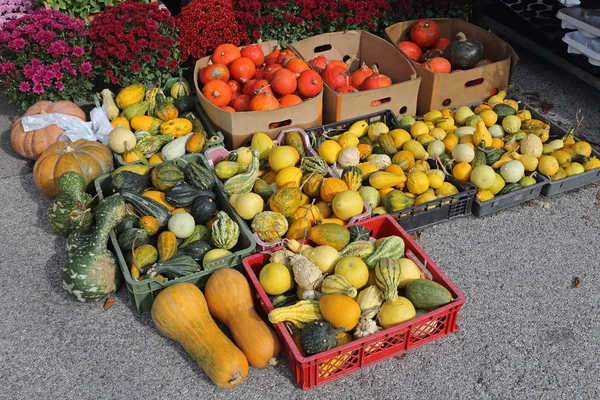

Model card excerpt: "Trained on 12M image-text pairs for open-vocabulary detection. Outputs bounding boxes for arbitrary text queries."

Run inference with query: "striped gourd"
[130,244,158,274]
[157,231,178,262]
[365,236,405,268]
[378,133,397,156]
[341,166,363,191]
[210,211,240,250]
[339,240,374,258]
[375,258,401,302]
[268,300,322,329]
[356,285,385,319]
[285,130,306,158]
[223,149,259,195]
[301,156,329,176]
[321,274,358,297]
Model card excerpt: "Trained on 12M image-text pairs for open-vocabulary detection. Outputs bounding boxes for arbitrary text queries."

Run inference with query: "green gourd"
[135,134,175,157]
[117,228,149,251]
[144,255,201,280]
[405,279,452,310]
[348,225,371,242]
[62,195,126,302]
[121,101,150,120]
[176,240,212,263]
[165,183,216,207]
[364,235,405,269]
[301,156,329,176]
[151,163,185,191]
[374,258,401,302]
[179,225,210,248]
[210,211,240,250]
[111,170,150,195]
[299,321,342,356]
[223,149,259,195]
[48,172,94,236]
[184,161,216,191]
[120,192,171,228]
[115,214,139,234]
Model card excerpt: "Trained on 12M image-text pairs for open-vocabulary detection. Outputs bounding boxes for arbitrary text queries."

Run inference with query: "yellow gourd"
[267,300,322,328]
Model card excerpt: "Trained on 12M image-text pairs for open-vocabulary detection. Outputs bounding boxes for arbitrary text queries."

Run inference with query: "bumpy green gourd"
[151,163,185,191]
[48,172,94,236]
[184,162,216,191]
[135,134,174,157]
[348,225,371,242]
[210,211,240,250]
[62,195,126,302]
[145,255,201,280]
[364,235,405,269]
[179,225,210,248]
[301,156,329,175]
[223,149,259,195]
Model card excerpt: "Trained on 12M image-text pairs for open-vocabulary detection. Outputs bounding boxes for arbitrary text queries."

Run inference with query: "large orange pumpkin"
[11,101,86,160]
[199,63,230,85]
[211,43,241,66]
[33,139,113,199]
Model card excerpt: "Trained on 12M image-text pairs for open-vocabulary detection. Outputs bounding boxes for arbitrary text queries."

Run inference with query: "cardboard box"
[194,40,323,149]
[291,31,421,124]
[385,19,519,115]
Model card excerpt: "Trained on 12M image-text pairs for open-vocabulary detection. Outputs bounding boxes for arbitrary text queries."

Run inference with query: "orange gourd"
[186,132,206,153]
[271,68,297,96]
[308,54,327,73]
[151,282,249,388]
[240,42,265,67]
[229,57,256,84]
[202,80,232,107]
[11,100,86,160]
[199,63,230,85]
[280,94,303,108]
[350,62,373,88]
[139,216,159,236]
[264,47,281,65]
[33,139,113,199]
[320,177,348,203]
[360,65,392,90]
[250,92,280,111]
[276,48,296,65]
[264,63,283,82]
[423,57,451,73]
[211,43,241,66]
[297,70,323,98]
[204,269,280,368]
[285,58,310,75]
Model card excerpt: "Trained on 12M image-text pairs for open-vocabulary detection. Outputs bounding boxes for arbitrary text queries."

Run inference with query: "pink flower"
[8,38,26,51]
[111,77,119,85]
[106,69,114,77]
[72,46,84,57]
[79,62,92,74]
[60,58,72,69]
[252,30,261,39]
[56,81,64,92]
[32,82,44,94]
[19,81,31,92]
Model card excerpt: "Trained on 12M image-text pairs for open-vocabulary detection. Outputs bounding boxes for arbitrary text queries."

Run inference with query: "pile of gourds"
[210,131,366,243]
[108,158,242,282]
[103,79,220,165]
[253,227,453,377]
[313,119,462,216]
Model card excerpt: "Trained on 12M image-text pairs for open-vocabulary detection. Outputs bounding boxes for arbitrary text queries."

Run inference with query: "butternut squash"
[204,269,281,368]
[151,282,249,388]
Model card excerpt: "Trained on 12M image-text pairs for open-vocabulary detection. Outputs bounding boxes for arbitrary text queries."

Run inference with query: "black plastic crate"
[472,173,547,217]
[388,176,476,233]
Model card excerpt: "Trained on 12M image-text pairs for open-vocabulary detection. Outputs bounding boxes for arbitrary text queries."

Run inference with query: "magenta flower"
[72,46,84,57]
[8,38,26,51]
[18,81,30,92]
[61,58,72,69]
[79,61,92,74]
[56,81,64,92]
[32,82,44,94]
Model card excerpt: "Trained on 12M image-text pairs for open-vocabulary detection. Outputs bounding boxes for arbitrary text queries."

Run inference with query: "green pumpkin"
[184,161,215,191]
[210,211,240,250]
[151,163,185,191]
[299,320,342,356]
[348,225,371,242]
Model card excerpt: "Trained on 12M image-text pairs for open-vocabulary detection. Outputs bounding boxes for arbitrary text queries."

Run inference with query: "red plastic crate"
[242,214,465,390]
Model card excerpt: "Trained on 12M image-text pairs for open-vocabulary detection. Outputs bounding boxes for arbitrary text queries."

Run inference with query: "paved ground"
[1,53,599,400]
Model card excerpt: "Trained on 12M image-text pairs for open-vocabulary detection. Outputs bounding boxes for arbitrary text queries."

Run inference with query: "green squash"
[120,191,171,228]
[117,228,150,251]
[179,225,210,248]
[176,240,212,263]
[184,161,216,191]
[299,320,342,356]
[48,172,94,237]
[62,195,126,302]
[210,211,240,250]
[174,95,196,113]
[348,225,371,242]
[144,255,201,280]
[115,214,139,234]
[165,183,216,207]
[190,196,217,224]
[111,170,151,195]
[151,163,185,191]
[301,156,329,176]
[121,101,150,120]
[405,279,452,310]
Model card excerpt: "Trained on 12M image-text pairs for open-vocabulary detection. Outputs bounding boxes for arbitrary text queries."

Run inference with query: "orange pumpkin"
[252,79,274,96]
[320,177,348,203]
[240,42,265,67]
[151,282,249,388]
[250,92,280,111]
[276,48,296,66]
[337,85,359,93]
[360,65,392,90]
[423,57,452,73]
[264,63,283,82]
[33,139,113,199]
[221,106,236,112]
[211,43,241,66]
[280,94,303,108]
[229,57,256,84]
[271,68,297,96]
[202,80,232,107]
[322,64,349,90]
[232,95,251,112]
[328,59,350,72]
[308,54,327,74]
[199,63,230,86]
[11,101,86,160]
[285,58,309,75]
[227,80,242,96]
[350,62,373,88]
[297,70,323,98]
[264,47,281,65]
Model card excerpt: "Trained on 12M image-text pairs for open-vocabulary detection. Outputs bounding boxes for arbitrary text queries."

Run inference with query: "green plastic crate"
[112,101,224,167]
[94,154,256,317]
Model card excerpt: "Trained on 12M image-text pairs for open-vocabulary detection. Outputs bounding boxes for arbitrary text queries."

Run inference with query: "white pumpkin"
[500,160,525,183]
[470,165,496,190]
[455,126,476,138]
[452,143,475,163]
[427,140,445,157]
[168,212,196,239]
[108,127,136,154]
[488,124,504,138]
[520,134,543,158]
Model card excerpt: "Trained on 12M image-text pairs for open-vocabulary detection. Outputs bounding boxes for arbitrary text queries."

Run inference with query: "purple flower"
[47,40,68,57]
[60,58,72,69]
[72,46,84,57]
[18,81,31,92]
[32,82,44,94]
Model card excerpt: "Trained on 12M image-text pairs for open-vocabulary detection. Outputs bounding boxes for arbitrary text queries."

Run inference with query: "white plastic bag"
[21,106,113,146]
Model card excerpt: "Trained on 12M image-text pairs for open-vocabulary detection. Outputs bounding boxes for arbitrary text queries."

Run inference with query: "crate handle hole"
[314,44,332,53]
[399,106,408,114]
[269,119,292,129]
[442,98,452,107]
[371,97,391,107]
[342,55,352,62]
[465,78,484,87]
[490,87,499,96]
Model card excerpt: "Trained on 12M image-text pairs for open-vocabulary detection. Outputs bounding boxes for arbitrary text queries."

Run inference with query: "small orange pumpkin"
[264,63,283,82]
[240,42,265,67]
[139,216,159,236]
[308,54,327,74]
[297,70,323,98]
[423,57,452,74]
[264,47,281,65]
[229,57,256,84]
[186,132,206,153]
[199,63,230,86]
[271,68,297,96]
[232,95,252,112]
[250,92,280,111]
[202,80,232,107]
[211,43,241,66]
[360,65,392,90]
[350,62,373,88]
[285,58,309,75]
[280,94,303,108]
[276,48,296,66]
[252,79,274,96]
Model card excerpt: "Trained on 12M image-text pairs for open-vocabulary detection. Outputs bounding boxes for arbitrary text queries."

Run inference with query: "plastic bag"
[21,106,113,146]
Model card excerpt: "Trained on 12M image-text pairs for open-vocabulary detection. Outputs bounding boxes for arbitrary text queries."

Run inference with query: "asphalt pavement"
[1,52,599,400]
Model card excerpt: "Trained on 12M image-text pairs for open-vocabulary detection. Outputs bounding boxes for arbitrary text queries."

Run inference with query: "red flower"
[143,54,151,62]
[252,30,261,39]
[168,59,178,70]
[160,48,171,58]
[157,59,166,68]
[131,63,141,72]
[111,77,119,84]
[295,17,303,24]
[106,69,114,77]
[265,15,274,24]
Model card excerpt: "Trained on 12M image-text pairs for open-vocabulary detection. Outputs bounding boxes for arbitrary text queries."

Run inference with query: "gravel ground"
[1,53,599,400]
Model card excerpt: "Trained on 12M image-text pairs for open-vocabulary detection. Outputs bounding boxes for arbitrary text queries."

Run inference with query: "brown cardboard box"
[385,19,519,115]
[194,40,323,149]
[291,31,421,124]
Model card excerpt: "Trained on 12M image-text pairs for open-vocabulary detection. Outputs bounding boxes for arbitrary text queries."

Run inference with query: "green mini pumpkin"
[299,320,342,356]
[210,211,240,250]
[348,225,371,242]
[151,163,185,191]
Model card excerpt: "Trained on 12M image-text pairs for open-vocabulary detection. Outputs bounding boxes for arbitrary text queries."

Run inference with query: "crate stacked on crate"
[94,154,255,316]
[558,6,600,66]
[204,128,371,251]
[305,110,476,232]
[243,215,465,389]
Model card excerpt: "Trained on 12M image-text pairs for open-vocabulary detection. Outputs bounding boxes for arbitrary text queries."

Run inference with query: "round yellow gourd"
[423,110,442,122]
[319,140,342,165]
[479,110,498,127]
[335,256,369,290]
[269,145,299,172]
[452,162,472,181]
[379,296,416,329]
[251,132,275,160]
[367,122,389,142]
[489,173,506,195]
[202,249,233,268]
[572,141,592,157]
[565,162,585,177]
[406,171,429,195]
[443,133,459,152]
[301,245,340,274]
[409,121,428,138]
[397,258,422,289]
[275,166,302,188]
[229,193,264,220]
[389,129,411,149]
[259,262,294,295]
[435,182,459,197]
[319,294,361,332]
[108,127,136,154]
[332,190,363,221]
[452,143,475,163]
[427,172,444,189]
